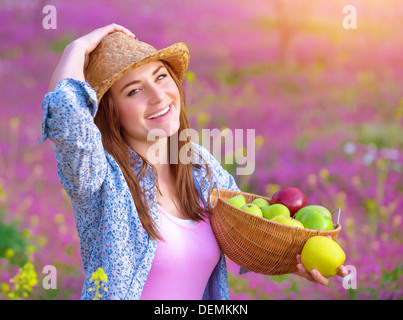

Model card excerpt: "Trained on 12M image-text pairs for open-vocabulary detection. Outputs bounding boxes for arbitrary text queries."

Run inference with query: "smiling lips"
[146,104,172,120]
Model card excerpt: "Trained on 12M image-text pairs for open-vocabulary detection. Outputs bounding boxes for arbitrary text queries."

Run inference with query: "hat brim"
[95,42,189,103]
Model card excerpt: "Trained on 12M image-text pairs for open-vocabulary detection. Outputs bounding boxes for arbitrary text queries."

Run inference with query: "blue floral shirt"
[39,78,241,300]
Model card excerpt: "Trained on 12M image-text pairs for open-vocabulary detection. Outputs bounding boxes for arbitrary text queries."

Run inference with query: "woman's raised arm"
[48,24,135,91]
[41,24,135,207]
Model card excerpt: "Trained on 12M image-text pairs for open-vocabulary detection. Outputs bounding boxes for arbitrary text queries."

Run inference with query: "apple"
[301,236,346,277]
[297,211,333,230]
[226,194,246,208]
[270,215,304,228]
[294,205,332,221]
[240,203,263,217]
[270,187,307,216]
[251,198,270,208]
[261,204,290,220]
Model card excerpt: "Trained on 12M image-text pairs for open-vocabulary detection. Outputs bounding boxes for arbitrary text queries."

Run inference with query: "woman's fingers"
[309,269,330,286]
[337,265,349,278]
[98,23,135,39]
[76,24,135,56]
[296,263,314,281]
[296,254,330,286]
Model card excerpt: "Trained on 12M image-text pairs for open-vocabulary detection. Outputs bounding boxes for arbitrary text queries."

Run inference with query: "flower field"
[0,0,402,300]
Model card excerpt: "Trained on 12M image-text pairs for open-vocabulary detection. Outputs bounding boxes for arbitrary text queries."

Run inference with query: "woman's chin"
[147,119,180,139]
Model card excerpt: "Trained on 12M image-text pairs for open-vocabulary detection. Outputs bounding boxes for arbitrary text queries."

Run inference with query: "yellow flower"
[4,248,15,259]
[1,283,10,295]
[319,168,330,182]
[10,117,20,129]
[8,262,38,300]
[54,213,64,224]
[89,267,108,300]
[197,113,209,126]
[185,70,196,83]
[266,183,280,195]
[27,246,36,254]
[255,135,264,148]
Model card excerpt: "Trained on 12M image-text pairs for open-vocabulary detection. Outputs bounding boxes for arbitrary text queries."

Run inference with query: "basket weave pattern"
[210,189,341,275]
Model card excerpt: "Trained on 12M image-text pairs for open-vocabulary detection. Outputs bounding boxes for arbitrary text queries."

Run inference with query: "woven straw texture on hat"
[85,31,189,103]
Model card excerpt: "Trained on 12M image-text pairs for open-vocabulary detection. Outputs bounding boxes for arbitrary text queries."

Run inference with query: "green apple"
[301,236,346,277]
[270,215,304,228]
[297,211,333,230]
[226,194,246,208]
[294,205,332,221]
[240,203,263,217]
[261,204,290,220]
[251,198,270,208]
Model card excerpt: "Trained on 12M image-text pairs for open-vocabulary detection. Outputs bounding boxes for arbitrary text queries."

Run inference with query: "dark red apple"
[269,187,307,217]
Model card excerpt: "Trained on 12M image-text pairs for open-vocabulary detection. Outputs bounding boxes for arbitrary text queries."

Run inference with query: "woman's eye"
[128,88,140,96]
[157,74,167,81]
[127,74,167,96]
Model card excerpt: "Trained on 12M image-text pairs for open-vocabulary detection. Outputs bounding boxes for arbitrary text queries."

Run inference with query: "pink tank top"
[140,200,221,300]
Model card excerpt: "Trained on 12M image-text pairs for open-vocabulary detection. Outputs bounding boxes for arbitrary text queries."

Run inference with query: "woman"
[40,24,346,300]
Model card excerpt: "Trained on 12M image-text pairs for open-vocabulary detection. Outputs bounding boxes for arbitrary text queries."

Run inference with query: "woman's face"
[109,60,181,149]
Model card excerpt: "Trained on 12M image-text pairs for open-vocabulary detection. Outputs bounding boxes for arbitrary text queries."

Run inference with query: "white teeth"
[147,105,170,119]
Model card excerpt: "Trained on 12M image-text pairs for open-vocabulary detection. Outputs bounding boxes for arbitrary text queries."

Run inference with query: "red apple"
[269,187,307,217]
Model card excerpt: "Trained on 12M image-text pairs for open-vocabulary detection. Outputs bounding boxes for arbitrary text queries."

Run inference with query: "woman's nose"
[148,85,164,105]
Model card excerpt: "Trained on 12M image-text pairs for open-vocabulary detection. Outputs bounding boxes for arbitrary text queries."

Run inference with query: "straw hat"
[85,31,190,103]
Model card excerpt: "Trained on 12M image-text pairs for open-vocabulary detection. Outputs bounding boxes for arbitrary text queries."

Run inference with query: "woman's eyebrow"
[120,65,166,93]
[151,65,165,76]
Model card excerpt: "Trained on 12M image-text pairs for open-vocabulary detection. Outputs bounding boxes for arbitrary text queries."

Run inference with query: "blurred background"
[0,0,402,300]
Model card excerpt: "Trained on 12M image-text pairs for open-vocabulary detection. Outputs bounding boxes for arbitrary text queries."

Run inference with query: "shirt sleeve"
[39,78,107,207]
[192,142,241,192]
[222,167,241,192]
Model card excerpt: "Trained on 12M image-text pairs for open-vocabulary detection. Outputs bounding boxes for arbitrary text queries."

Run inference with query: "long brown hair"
[94,61,213,240]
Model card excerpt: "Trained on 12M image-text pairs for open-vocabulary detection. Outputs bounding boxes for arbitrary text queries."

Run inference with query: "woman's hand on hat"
[70,24,136,68]
[48,24,135,91]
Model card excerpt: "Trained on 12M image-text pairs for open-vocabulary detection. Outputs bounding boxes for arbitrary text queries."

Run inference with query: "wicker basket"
[209,188,341,275]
